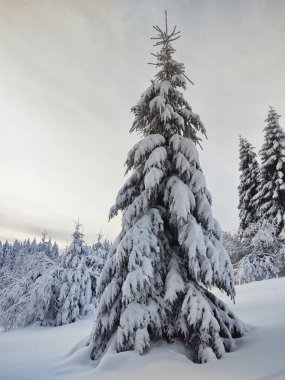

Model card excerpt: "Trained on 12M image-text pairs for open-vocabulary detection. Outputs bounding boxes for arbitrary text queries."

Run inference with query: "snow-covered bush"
[235,220,285,284]
[222,231,248,264]
[0,234,60,329]
[235,253,278,285]
[88,16,244,364]
[0,253,58,330]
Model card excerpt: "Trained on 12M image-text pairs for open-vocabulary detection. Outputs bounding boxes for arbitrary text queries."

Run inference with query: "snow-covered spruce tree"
[51,241,59,261]
[88,15,244,364]
[253,107,285,235]
[238,137,259,239]
[54,222,93,326]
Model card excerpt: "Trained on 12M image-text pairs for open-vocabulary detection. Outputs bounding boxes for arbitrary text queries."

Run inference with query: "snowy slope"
[1,278,285,380]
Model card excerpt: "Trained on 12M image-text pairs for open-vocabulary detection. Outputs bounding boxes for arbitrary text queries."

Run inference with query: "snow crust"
[1,277,285,380]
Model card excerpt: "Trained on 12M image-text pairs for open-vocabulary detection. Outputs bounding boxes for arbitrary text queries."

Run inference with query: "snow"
[144,167,164,190]
[1,277,285,380]
[127,134,165,168]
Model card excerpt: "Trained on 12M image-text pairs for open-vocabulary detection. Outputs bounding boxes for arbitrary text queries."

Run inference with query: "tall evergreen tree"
[238,136,259,238]
[254,107,285,234]
[88,15,244,363]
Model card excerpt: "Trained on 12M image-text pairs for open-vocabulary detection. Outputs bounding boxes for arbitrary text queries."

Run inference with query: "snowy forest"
[1,5,285,380]
[0,226,111,330]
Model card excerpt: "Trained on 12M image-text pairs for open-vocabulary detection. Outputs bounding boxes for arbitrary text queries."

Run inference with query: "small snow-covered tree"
[238,137,259,239]
[50,241,59,261]
[30,238,38,254]
[54,222,93,326]
[253,107,285,235]
[88,14,244,364]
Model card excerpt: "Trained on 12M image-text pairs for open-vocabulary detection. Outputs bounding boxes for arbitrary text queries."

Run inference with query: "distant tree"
[253,107,285,235]
[238,137,259,239]
[11,240,21,267]
[50,241,59,261]
[0,241,11,268]
[88,14,244,364]
[30,238,38,254]
[22,239,31,256]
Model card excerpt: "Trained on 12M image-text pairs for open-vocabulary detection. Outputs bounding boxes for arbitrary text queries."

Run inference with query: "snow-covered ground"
[1,277,285,380]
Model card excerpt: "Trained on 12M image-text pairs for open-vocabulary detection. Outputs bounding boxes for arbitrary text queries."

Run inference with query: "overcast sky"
[0,0,285,247]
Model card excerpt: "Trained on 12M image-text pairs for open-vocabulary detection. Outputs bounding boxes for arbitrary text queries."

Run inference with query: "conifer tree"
[55,222,93,326]
[238,137,259,238]
[254,107,285,234]
[88,14,244,363]
[22,239,31,256]
[51,241,59,261]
